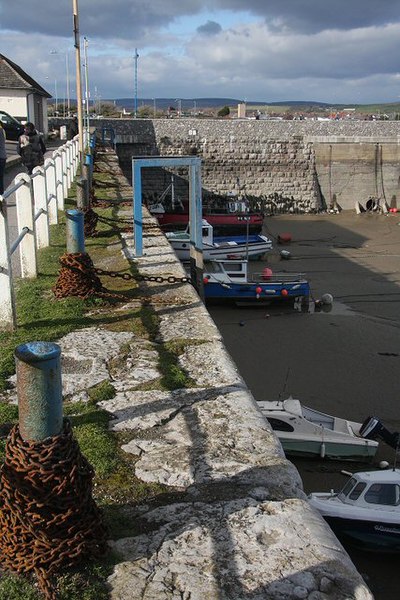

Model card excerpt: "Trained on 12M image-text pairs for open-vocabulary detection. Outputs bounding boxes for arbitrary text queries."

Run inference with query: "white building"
[0,54,51,134]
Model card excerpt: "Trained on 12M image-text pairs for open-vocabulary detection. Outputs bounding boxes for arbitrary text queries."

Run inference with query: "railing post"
[15,341,63,441]
[72,139,79,176]
[65,141,72,189]
[66,209,85,253]
[15,173,37,278]
[60,147,68,200]
[54,151,65,211]
[0,196,17,330]
[32,166,50,248]
[44,158,58,224]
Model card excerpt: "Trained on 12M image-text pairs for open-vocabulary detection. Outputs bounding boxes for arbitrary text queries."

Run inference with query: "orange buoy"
[277,233,292,244]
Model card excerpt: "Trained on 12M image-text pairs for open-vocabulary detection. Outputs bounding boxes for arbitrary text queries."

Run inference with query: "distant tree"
[218,106,230,117]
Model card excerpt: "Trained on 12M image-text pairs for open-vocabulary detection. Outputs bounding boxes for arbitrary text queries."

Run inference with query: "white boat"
[308,468,400,552]
[257,397,378,461]
[166,220,272,261]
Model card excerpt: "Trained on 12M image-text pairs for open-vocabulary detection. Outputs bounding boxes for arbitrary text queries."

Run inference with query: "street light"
[153,98,156,118]
[83,37,90,129]
[175,99,181,117]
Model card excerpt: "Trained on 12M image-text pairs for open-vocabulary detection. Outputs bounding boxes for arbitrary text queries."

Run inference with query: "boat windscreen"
[204,261,225,273]
[338,476,357,500]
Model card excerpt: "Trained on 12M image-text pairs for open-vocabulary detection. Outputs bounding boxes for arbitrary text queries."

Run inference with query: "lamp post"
[72,0,84,162]
[83,37,90,130]
[134,48,139,118]
[50,49,70,117]
[153,98,156,118]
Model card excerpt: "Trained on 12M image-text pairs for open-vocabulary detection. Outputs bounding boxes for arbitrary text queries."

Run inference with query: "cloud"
[196,20,222,36]
[1,0,400,103]
[212,0,400,33]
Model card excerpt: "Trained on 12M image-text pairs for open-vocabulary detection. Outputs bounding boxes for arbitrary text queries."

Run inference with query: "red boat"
[148,190,264,235]
[154,209,264,235]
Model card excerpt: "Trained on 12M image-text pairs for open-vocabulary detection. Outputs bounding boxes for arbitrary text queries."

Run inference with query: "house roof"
[0,54,51,98]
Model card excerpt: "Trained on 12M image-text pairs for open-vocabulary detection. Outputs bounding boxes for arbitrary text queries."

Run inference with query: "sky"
[1,0,400,105]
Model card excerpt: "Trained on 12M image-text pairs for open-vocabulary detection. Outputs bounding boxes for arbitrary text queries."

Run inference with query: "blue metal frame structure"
[132,156,204,298]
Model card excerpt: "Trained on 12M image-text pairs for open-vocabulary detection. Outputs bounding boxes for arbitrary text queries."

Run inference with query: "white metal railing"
[0,134,85,330]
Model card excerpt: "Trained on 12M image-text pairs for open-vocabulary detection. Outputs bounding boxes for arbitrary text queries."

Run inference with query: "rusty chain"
[94,266,191,285]
[83,206,99,237]
[0,420,108,600]
[52,252,192,305]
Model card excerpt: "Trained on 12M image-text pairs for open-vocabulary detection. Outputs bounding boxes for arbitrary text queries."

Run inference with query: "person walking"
[67,116,79,140]
[17,122,46,175]
[0,122,6,195]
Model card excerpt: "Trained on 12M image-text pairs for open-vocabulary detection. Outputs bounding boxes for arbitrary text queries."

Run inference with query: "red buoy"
[203,277,209,284]
[281,288,289,296]
[256,286,262,295]
[277,233,292,245]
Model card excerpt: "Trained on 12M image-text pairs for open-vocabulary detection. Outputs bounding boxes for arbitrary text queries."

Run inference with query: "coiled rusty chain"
[53,252,106,300]
[0,420,108,600]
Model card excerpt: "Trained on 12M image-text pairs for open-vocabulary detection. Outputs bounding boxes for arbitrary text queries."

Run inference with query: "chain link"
[0,420,108,600]
[94,266,191,284]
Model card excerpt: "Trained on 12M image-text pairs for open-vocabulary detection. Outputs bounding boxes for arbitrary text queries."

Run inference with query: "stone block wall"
[86,118,400,212]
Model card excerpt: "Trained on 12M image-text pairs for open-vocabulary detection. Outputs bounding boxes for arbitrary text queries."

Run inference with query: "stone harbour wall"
[93,118,400,212]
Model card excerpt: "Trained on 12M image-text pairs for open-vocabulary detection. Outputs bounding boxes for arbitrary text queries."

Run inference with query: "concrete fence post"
[32,166,50,249]
[72,139,79,176]
[65,141,72,190]
[44,158,58,224]
[0,196,16,330]
[54,151,65,211]
[15,341,63,441]
[15,173,37,278]
[60,147,68,200]
[66,208,85,253]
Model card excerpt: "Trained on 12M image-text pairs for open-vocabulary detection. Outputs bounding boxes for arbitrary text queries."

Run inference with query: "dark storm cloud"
[215,0,400,33]
[197,21,222,36]
[3,1,400,40]
[0,0,204,38]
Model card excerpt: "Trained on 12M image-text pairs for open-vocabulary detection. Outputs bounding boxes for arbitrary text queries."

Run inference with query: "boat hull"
[278,437,377,461]
[170,236,272,261]
[155,212,264,235]
[323,516,400,553]
[203,280,310,303]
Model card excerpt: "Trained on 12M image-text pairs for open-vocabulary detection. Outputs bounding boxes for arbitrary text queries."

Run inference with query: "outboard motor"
[360,416,400,450]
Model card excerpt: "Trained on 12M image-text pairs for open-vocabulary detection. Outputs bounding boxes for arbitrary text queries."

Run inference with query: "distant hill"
[112,97,332,110]
[108,98,389,111]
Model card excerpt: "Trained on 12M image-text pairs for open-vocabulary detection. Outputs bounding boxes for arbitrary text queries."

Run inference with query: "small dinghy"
[309,468,400,552]
[257,397,379,461]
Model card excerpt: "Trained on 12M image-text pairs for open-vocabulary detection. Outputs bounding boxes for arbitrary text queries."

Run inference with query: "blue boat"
[201,259,310,304]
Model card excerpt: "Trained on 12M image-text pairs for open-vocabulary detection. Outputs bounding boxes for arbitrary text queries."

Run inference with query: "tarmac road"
[208,211,400,599]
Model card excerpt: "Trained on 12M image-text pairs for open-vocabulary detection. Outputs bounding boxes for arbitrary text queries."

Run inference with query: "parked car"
[0,111,25,141]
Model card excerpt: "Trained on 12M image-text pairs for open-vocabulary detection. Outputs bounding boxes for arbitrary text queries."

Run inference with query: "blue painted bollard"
[66,208,85,254]
[15,341,63,441]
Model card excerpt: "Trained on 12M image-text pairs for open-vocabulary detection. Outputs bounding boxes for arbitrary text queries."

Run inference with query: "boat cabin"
[203,259,249,283]
[337,470,400,509]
